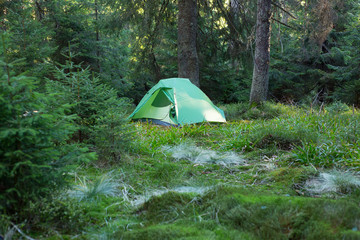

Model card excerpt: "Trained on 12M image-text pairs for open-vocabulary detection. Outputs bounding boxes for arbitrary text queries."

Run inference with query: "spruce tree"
[0,48,94,214]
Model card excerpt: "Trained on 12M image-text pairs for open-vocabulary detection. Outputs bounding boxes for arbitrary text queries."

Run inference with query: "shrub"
[0,214,11,238]
[24,197,88,234]
[325,101,351,114]
[49,50,134,161]
[0,60,93,214]
[93,106,134,162]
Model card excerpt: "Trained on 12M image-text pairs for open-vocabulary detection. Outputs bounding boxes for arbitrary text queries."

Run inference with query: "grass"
[13,102,360,239]
[109,186,360,239]
[162,142,246,166]
[68,172,120,202]
[305,170,360,195]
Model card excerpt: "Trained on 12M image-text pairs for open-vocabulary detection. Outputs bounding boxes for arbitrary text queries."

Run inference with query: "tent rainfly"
[129,78,226,125]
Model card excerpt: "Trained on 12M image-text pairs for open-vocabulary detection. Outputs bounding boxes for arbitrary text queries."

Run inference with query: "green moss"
[115,223,259,240]
[199,185,360,240]
[147,161,183,186]
[341,230,360,240]
[28,102,360,239]
[117,224,213,240]
[268,166,317,185]
[137,191,196,222]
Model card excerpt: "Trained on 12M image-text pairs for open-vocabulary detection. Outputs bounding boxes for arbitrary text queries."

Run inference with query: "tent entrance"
[132,88,178,125]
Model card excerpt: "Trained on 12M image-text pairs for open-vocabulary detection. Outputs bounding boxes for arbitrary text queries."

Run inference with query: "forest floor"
[34,103,360,240]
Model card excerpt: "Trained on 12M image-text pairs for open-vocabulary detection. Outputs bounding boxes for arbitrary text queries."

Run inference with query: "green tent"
[129,78,226,125]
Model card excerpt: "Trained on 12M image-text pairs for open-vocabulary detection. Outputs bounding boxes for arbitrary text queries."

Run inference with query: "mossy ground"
[27,103,360,239]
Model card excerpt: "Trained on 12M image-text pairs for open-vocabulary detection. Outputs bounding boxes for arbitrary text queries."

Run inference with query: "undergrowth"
[108,186,360,240]
[9,102,360,239]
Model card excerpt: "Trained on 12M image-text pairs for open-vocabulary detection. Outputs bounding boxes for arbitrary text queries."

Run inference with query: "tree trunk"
[178,0,199,86]
[95,0,101,72]
[250,0,271,104]
[229,0,240,71]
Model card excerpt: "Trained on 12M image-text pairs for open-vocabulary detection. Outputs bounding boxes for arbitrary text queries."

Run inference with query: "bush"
[93,107,134,162]
[24,197,88,233]
[0,58,94,214]
[325,101,351,114]
[49,50,134,161]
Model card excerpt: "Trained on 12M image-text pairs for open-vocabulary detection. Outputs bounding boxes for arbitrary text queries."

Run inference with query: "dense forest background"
[1,0,360,238]
[1,0,359,105]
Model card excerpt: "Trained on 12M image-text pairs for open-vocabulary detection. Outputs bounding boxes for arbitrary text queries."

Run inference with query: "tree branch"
[216,0,242,37]
[271,1,297,19]
[271,17,295,29]
[10,223,36,240]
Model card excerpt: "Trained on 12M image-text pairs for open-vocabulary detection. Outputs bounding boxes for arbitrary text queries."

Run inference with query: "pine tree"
[49,48,134,161]
[250,0,272,104]
[178,0,199,86]
[0,40,94,213]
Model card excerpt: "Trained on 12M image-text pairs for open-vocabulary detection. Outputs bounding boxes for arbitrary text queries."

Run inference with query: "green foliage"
[269,0,360,105]
[98,32,133,96]
[104,184,360,240]
[0,214,12,238]
[93,107,134,162]
[217,103,360,168]
[133,123,216,153]
[202,186,360,240]
[197,0,255,103]
[290,112,360,168]
[0,57,92,214]
[330,22,360,105]
[43,0,99,67]
[221,102,296,121]
[2,0,360,238]
[24,197,88,234]
[325,101,351,113]
[0,1,55,78]
[49,50,133,161]
[138,191,195,222]
[3,101,358,238]
[147,162,183,186]
[2,0,360,106]
[134,102,360,170]
[293,141,360,168]
[116,224,217,240]
[249,117,318,150]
